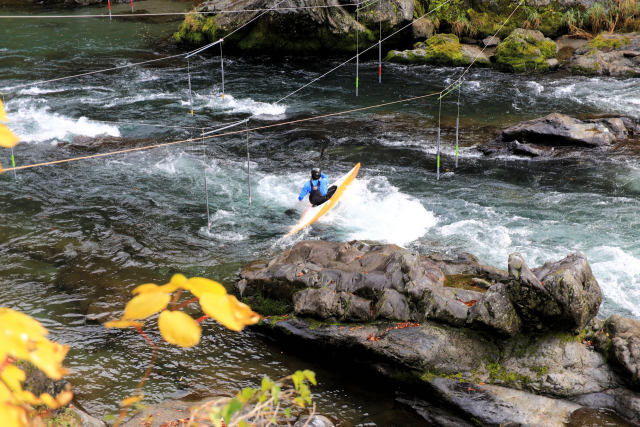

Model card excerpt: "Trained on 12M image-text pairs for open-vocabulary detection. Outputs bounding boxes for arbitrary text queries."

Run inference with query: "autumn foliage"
[0,99,19,172]
[0,308,73,426]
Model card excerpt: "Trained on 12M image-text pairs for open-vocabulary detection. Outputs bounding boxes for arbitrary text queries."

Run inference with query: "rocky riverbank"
[236,240,640,425]
[170,0,640,76]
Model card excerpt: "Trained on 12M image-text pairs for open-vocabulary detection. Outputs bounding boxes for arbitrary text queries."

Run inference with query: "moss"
[531,365,549,378]
[243,291,291,316]
[486,361,530,386]
[173,12,209,46]
[495,29,557,73]
[387,33,468,66]
[444,274,489,293]
[420,368,467,383]
[44,407,82,427]
[537,10,565,38]
[467,8,520,39]
[588,34,631,51]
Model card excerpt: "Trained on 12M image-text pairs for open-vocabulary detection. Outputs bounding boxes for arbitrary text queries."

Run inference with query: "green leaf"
[292,371,304,391]
[261,376,274,392]
[302,369,317,386]
[284,408,292,418]
[271,385,281,404]
[221,398,243,424]
[239,421,250,427]
[238,387,257,403]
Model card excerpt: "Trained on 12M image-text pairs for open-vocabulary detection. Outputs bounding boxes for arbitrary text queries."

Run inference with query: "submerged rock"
[494,28,557,72]
[568,32,640,77]
[238,240,640,425]
[477,112,639,158]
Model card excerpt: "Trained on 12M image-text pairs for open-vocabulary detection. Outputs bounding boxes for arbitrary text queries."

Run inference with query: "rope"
[0,4,362,19]
[436,96,441,180]
[274,0,454,104]
[202,119,248,136]
[3,91,440,173]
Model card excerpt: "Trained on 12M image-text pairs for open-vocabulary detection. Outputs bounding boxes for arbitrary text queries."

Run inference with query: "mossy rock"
[467,8,520,39]
[495,28,557,73]
[173,13,218,46]
[588,33,631,51]
[386,33,468,66]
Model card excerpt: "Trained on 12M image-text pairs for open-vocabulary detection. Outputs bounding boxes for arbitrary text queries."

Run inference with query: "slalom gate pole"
[246,120,252,205]
[436,97,441,180]
[202,128,211,232]
[220,43,225,100]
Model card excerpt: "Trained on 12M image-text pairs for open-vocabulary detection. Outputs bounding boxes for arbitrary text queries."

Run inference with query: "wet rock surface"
[476,112,640,158]
[239,240,640,425]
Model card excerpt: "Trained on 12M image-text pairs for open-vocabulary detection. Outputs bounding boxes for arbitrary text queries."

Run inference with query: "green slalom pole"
[10,147,16,179]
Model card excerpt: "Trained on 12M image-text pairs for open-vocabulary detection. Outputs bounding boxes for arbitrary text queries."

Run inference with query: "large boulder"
[494,28,557,72]
[476,113,638,158]
[593,315,640,387]
[507,252,602,333]
[569,33,640,77]
[174,0,413,53]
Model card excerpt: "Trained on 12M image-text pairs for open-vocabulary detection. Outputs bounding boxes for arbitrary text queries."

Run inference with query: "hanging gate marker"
[130,0,134,13]
[10,147,16,180]
[220,42,225,100]
[187,57,194,116]
[378,0,382,83]
[355,1,359,96]
[107,0,112,20]
[455,83,461,168]
[201,128,211,232]
[245,120,251,206]
[436,96,441,180]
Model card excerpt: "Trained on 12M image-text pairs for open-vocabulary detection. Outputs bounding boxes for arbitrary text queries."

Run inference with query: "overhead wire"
[273,0,454,104]
[0,3,363,19]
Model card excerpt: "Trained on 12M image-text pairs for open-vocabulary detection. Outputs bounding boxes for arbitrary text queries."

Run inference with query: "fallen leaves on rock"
[457,298,478,307]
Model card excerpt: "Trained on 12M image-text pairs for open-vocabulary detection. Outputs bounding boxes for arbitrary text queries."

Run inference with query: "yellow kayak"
[286,163,361,236]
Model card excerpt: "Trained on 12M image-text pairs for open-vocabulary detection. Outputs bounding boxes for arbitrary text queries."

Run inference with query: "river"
[1,0,640,424]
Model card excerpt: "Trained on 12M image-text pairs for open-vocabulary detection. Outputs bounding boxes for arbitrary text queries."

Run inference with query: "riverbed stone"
[477,112,638,157]
[495,28,557,72]
[507,252,601,333]
[593,314,640,387]
[467,282,522,336]
[568,33,640,77]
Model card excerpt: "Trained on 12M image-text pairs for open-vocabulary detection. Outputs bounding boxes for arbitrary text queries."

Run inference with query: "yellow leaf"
[123,292,170,320]
[0,100,8,122]
[131,283,160,295]
[15,390,40,406]
[199,294,244,332]
[1,365,26,391]
[228,295,260,326]
[158,310,201,347]
[39,393,60,409]
[121,394,143,407]
[0,124,19,148]
[0,307,48,342]
[0,403,28,427]
[104,319,142,329]
[55,388,73,407]
[185,277,226,298]
[28,341,69,380]
[168,273,187,287]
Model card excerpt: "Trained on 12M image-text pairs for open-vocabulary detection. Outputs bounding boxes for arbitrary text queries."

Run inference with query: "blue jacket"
[298,173,328,201]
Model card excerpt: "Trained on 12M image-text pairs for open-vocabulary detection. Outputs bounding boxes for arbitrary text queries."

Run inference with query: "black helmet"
[311,168,321,180]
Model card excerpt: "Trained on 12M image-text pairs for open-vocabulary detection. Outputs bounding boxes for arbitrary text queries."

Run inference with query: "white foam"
[526,81,544,95]
[6,103,120,143]
[204,93,286,119]
[589,246,640,317]
[258,171,435,246]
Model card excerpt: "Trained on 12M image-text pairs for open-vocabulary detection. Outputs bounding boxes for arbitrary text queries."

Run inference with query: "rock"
[477,112,636,157]
[566,408,637,427]
[460,43,491,66]
[568,33,640,77]
[495,28,557,72]
[69,406,105,427]
[293,414,335,427]
[174,0,412,53]
[471,277,491,289]
[467,283,522,336]
[427,377,581,426]
[386,33,468,66]
[411,18,435,39]
[507,252,601,333]
[593,315,640,387]
[482,35,500,47]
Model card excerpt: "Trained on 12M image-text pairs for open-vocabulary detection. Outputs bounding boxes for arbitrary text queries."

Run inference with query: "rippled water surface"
[2,1,640,423]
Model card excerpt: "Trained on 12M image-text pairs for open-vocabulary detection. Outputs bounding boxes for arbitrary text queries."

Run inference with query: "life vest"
[309,179,325,205]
